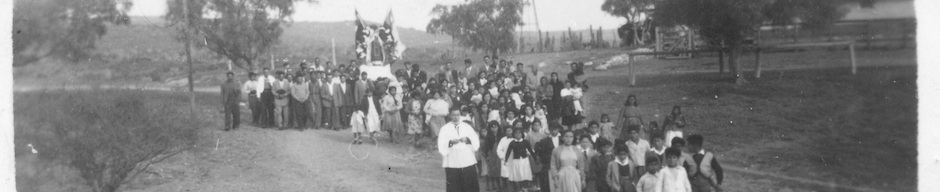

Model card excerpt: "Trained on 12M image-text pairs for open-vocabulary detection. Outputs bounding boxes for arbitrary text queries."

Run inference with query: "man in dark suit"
[308,71,325,129]
[396,62,413,82]
[354,72,375,107]
[438,62,459,83]
[462,59,479,80]
[342,73,357,128]
[330,71,348,130]
[410,63,428,88]
[534,122,562,192]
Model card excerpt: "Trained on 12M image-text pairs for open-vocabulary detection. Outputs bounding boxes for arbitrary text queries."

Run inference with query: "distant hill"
[97,16,457,58]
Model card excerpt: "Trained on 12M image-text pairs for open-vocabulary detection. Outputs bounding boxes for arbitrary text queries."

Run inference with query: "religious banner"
[354,9,406,65]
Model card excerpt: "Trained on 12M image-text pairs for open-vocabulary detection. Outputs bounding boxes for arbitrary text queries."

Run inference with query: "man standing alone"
[221,71,241,131]
[437,108,480,192]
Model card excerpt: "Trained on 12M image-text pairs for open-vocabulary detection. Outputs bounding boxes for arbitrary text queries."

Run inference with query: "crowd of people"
[219,55,724,192]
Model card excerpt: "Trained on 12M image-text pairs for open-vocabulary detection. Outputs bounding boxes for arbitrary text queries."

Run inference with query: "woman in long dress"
[381,86,404,143]
[404,90,425,147]
[364,89,382,143]
[617,95,644,140]
[550,129,585,192]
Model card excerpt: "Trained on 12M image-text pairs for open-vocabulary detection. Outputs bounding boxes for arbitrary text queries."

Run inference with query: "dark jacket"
[534,136,557,168]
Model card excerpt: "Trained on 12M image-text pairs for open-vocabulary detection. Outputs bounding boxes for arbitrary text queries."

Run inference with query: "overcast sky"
[128,0,626,31]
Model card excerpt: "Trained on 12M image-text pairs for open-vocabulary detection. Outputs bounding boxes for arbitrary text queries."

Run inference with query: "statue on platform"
[354,9,405,85]
[355,10,405,66]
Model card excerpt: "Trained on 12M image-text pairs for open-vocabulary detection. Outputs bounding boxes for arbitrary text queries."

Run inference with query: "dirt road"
[125,123,448,192]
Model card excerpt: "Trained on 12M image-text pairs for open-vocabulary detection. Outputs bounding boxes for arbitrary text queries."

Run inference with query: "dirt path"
[127,124,448,192]
[276,128,445,192]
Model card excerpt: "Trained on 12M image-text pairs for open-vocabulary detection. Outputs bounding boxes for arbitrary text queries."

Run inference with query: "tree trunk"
[246,59,256,73]
[729,43,747,85]
[490,49,498,59]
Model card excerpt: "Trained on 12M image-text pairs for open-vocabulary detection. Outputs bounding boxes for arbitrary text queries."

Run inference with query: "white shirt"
[510,92,523,109]
[504,117,518,125]
[243,80,265,98]
[560,88,573,97]
[661,166,692,192]
[262,75,276,84]
[330,77,346,93]
[636,171,663,192]
[550,135,559,148]
[438,122,480,168]
[626,139,651,166]
[650,147,666,156]
[589,133,599,143]
[326,80,336,96]
[424,99,451,116]
[496,137,512,161]
[488,110,502,122]
[572,87,583,99]
[615,157,630,166]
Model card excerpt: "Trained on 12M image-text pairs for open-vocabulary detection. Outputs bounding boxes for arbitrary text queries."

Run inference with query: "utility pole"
[184,0,195,112]
[532,0,542,52]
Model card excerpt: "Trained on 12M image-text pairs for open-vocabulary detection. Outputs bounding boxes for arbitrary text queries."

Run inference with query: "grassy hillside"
[14,16,480,86]
[96,16,459,61]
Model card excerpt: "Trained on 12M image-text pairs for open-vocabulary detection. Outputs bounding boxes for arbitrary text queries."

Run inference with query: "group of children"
[468,104,721,192]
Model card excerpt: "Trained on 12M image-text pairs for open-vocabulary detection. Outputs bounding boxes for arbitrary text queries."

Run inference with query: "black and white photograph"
[2,0,937,191]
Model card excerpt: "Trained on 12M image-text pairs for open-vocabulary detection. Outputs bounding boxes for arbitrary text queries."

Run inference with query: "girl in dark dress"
[549,73,564,122]
[504,128,536,191]
[483,121,502,190]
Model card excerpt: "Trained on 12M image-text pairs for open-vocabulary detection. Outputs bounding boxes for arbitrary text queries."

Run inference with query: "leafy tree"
[601,0,657,46]
[426,0,526,58]
[12,0,132,66]
[165,0,314,71]
[654,0,847,84]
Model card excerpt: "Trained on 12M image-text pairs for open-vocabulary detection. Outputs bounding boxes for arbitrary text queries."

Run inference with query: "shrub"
[15,89,206,192]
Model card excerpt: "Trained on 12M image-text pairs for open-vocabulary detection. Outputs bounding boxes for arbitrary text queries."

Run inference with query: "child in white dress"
[350,110,366,144]
[504,129,535,192]
[571,83,585,116]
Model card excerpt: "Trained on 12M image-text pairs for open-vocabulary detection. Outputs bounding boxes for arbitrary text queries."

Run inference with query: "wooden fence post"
[755,48,762,78]
[718,49,725,74]
[629,55,636,86]
[865,20,872,49]
[655,27,662,53]
[849,43,857,75]
[755,30,762,78]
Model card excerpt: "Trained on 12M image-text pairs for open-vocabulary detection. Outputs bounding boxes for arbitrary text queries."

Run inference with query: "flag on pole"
[383,9,406,61]
[355,9,370,60]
